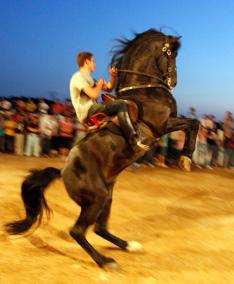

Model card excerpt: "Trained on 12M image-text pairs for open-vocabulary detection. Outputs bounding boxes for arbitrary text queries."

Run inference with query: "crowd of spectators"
[0,96,85,160]
[0,98,233,169]
[135,108,234,170]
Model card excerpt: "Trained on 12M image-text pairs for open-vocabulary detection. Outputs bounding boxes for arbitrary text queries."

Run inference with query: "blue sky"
[0,0,234,120]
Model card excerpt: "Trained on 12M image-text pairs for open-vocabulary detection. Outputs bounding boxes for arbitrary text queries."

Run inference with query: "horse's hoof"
[103,260,120,272]
[179,156,191,172]
[126,241,143,252]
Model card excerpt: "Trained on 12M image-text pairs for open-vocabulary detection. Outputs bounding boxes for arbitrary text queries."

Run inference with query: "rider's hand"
[109,66,118,77]
[97,79,105,89]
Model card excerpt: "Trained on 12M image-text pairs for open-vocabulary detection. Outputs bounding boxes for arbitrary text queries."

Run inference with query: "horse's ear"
[172,36,181,50]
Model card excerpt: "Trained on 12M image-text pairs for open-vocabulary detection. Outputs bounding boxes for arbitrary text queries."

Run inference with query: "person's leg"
[24,134,32,156]
[34,135,41,157]
[0,136,4,152]
[89,101,149,151]
[45,138,51,156]
[230,149,234,167]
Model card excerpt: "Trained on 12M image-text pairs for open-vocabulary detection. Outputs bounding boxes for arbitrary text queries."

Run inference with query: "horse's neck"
[119,56,160,87]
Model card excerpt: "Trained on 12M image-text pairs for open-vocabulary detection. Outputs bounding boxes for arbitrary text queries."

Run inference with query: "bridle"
[117,40,176,94]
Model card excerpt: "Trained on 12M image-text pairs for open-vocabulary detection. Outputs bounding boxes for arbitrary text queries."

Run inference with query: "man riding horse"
[6,29,199,271]
[70,51,149,152]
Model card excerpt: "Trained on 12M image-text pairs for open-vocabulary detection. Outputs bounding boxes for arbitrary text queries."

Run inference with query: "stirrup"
[80,112,110,132]
[85,112,108,127]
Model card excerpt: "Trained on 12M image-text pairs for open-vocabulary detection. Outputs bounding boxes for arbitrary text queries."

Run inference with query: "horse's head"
[111,29,181,91]
[157,35,181,89]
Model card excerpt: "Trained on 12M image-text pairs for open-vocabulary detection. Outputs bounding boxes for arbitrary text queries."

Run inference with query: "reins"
[116,68,172,94]
[116,69,167,85]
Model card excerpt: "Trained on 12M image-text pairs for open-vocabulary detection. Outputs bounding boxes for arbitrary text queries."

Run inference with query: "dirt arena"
[0,154,234,284]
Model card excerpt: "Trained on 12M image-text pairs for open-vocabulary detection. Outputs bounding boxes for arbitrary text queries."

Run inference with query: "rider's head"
[77,51,96,72]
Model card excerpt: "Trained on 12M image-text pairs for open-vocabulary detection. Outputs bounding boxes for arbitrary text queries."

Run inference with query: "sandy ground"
[0,153,234,284]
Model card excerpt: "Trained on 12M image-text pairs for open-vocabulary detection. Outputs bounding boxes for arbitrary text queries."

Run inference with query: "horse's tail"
[5,167,61,235]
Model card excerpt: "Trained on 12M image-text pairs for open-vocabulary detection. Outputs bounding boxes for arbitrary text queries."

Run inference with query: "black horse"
[6,29,199,271]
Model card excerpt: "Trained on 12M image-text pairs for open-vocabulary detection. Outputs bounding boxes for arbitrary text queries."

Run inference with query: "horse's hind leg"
[70,202,119,271]
[94,184,142,252]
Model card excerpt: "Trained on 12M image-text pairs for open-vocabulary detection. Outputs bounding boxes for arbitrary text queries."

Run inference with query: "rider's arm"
[102,67,118,92]
[83,80,104,100]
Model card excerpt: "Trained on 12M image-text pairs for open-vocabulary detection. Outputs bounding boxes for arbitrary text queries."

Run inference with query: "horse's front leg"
[165,116,199,171]
[94,183,143,252]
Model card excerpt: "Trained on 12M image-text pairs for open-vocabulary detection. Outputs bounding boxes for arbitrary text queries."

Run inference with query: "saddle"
[82,93,139,132]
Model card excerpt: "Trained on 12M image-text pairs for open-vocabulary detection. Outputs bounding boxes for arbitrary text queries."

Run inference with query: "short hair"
[77,51,93,67]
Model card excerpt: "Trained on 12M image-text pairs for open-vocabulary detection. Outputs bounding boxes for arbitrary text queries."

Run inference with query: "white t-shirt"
[70,71,95,123]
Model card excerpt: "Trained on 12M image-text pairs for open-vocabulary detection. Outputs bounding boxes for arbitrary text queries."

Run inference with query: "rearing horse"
[5,29,199,271]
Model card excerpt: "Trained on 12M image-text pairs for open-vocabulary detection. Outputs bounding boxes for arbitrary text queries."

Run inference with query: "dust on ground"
[0,154,234,284]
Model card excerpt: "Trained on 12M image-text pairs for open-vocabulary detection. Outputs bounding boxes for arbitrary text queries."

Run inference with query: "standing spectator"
[51,99,63,115]
[50,115,59,156]
[216,122,225,167]
[14,113,25,155]
[24,114,40,157]
[0,113,5,152]
[188,107,198,119]
[63,99,75,117]
[0,97,3,112]
[74,120,87,144]
[137,145,157,168]
[26,98,37,113]
[201,114,213,129]
[1,97,12,112]
[4,114,17,153]
[223,111,233,131]
[167,131,180,165]
[40,114,53,156]
[58,116,74,159]
[15,98,26,114]
[175,130,185,160]
[38,98,50,114]
[206,115,219,167]
[193,125,208,168]
[155,134,169,168]
[223,129,234,168]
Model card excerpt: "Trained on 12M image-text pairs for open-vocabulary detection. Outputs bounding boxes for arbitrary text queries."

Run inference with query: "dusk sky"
[1,0,234,120]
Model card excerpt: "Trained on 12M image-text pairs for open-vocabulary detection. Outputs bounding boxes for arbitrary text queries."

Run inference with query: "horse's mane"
[111,29,166,68]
